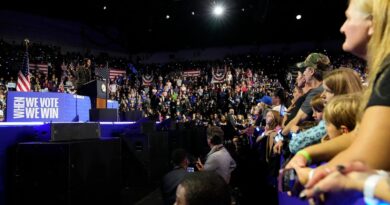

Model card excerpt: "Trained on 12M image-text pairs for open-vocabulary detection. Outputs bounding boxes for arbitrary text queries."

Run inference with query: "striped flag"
[110,68,126,80]
[211,67,227,83]
[183,70,201,77]
[142,74,154,86]
[29,63,49,75]
[16,51,30,92]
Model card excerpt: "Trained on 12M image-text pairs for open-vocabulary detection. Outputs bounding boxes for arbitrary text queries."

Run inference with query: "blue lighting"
[99,122,136,125]
[0,122,45,126]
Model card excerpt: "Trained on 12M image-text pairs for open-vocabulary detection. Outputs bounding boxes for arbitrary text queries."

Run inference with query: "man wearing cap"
[260,95,272,107]
[256,95,273,121]
[273,53,332,154]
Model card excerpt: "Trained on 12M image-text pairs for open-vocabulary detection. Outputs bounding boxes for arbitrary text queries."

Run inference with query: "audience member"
[274,53,332,154]
[162,149,190,205]
[284,1,390,204]
[196,125,236,184]
[174,171,231,205]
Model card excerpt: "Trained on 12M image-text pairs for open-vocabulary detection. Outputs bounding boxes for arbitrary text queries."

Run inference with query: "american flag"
[211,67,227,84]
[16,51,31,92]
[110,68,126,80]
[29,63,49,75]
[183,70,201,77]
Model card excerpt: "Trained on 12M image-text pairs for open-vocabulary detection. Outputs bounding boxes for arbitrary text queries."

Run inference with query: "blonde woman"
[289,0,390,202]
[256,110,282,163]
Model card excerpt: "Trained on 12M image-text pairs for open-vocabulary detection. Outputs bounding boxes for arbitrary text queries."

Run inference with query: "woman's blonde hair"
[323,68,363,95]
[267,110,282,130]
[367,0,390,78]
[323,93,362,131]
[359,0,390,104]
[344,0,390,125]
[349,0,373,19]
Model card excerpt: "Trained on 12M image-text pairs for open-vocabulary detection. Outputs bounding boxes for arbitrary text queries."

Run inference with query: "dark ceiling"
[2,0,348,52]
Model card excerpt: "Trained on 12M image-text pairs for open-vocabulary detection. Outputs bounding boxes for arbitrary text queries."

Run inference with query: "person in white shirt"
[271,88,287,116]
[196,125,236,184]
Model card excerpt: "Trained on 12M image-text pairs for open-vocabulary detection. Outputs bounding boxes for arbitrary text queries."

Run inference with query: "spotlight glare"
[213,5,225,16]
[191,11,195,15]
[166,15,170,19]
[103,6,107,10]
[296,14,302,20]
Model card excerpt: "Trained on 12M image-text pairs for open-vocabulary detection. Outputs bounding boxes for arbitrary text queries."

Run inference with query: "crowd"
[0,39,365,124]
[3,4,388,203]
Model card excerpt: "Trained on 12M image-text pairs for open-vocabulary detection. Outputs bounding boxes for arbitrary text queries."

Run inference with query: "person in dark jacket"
[161,149,189,205]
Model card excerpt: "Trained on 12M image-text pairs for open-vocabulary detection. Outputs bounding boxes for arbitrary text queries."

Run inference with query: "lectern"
[77,80,118,121]
[77,79,107,108]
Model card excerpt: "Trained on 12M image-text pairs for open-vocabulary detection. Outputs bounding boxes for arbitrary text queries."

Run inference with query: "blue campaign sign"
[6,91,91,122]
[107,100,119,109]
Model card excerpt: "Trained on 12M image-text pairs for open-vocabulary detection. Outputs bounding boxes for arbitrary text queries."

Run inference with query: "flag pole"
[16,38,30,92]
[24,38,29,52]
[106,61,109,109]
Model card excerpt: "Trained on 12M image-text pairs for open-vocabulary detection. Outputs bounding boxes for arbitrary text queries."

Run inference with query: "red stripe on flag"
[109,68,126,80]
[29,63,49,75]
[183,70,201,77]
[16,71,30,92]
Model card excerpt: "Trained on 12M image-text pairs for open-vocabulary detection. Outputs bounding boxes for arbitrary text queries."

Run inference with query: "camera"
[278,168,304,197]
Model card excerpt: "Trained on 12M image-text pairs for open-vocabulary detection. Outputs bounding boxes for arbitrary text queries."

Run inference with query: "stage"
[0,120,209,205]
[0,122,111,203]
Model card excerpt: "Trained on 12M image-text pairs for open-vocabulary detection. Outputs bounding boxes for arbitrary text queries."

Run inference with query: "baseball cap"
[257,95,272,106]
[296,53,331,71]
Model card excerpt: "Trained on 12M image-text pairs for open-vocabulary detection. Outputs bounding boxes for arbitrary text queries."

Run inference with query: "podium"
[77,80,118,121]
[77,80,107,108]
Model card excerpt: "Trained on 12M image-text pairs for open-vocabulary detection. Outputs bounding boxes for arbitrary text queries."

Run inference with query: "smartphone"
[187,167,195,173]
[279,168,303,197]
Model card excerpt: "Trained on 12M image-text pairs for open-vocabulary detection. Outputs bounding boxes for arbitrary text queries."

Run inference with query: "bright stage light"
[213,5,225,16]
[296,14,302,20]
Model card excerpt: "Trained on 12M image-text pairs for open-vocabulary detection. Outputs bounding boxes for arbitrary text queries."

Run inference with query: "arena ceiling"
[3,0,348,52]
